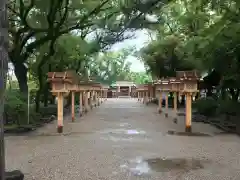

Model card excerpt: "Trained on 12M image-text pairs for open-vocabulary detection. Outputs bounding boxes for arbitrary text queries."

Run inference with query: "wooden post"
[185,93,192,132]
[79,92,83,116]
[0,5,7,177]
[71,91,75,121]
[94,91,97,107]
[143,91,145,104]
[84,91,89,113]
[144,91,148,104]
[101,90,103,103]
[150,88,152,102]
[57,92,63,133]
[146,90,149,105]
[165,92,168,118]
[90,91,93,109]
[174,92,177,112]
[173,92,178,124]
[97,91,100,106]
[158,91,162,113]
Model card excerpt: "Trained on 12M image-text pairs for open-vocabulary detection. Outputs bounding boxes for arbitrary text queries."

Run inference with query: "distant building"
[111,81,136,97]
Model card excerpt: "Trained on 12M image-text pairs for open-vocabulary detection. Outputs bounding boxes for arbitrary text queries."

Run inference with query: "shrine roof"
[176,70,201,80]
[47,71,80,84]
[115,81,135,86]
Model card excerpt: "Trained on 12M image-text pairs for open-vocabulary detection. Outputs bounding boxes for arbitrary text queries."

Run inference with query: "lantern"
[176,70,200,93]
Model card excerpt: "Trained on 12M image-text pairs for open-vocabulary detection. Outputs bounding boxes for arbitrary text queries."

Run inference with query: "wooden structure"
[142,70,200,133]
[47,71,108,133]
[110,81,136,97]
[169,77,181,121]
[147,82,155,102]
[155,79,172,117]
[176,70,200,132]
[136,84,151,104]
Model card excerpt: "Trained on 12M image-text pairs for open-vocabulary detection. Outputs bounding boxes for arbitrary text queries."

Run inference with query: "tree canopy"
[6,0,240,126]
[139,0,240,100]
[8,0,169,93]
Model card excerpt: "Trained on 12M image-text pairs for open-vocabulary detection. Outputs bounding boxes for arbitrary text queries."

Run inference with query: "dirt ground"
[5,98,240,180]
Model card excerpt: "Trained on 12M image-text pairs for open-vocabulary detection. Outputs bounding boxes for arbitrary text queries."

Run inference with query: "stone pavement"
[5,98,240,180]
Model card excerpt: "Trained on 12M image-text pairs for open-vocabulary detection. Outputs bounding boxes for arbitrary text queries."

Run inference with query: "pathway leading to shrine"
[5,98,240,180]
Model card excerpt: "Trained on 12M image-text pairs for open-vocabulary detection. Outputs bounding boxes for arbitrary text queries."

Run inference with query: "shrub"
[4,89,41,125]
[39,105,57,117]
[193,97,218,117]
[217,100,240,116]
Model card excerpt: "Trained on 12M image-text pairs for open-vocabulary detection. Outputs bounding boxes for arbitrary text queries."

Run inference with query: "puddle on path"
[99,128,146,135]
[100,136,134,142]
[167,130,212,137]
[121,156,210,176]
[119,123,130,127]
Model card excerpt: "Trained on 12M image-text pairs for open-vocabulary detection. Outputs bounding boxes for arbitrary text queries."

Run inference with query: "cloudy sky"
[110,30,152,72]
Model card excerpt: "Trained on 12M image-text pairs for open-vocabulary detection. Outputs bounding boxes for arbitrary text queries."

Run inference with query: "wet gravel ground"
[5,98,240,180]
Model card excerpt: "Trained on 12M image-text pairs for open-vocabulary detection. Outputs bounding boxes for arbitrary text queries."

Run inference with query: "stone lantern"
[91,82,102,107]
[154,80,163,113]
[136,85,143,102]
[169,78,181,121]
[176,70,200,132]
[161,79,170,117]
[136,85,148,103]
[143,84,149,104]
[47,71,78,133]
[47,71,71,96]
[79,81,94,113]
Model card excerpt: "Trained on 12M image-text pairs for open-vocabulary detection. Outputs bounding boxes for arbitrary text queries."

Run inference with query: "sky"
[110,30,152,72]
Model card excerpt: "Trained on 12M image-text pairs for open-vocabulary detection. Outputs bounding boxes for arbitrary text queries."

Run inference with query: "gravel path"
[5,98,240,180]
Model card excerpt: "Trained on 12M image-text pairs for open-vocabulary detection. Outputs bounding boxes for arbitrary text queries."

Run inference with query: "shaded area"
[5,170,24,180]
[121,156,211,176]
[167,130,212,137]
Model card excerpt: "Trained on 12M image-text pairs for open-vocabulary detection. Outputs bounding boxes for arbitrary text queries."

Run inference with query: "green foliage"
[87,49,151,84]
[217,100,240,116]
[4,89,58,126]
[4,90,40,125]
[38,105,57,117]
[137,0,240,106]
[193,97,218,117]
[9,0,167,93]
[194,97,240,117]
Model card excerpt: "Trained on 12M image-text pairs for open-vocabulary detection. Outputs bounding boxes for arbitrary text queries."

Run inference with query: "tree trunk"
[43,84,49,107]
[13,62,28,94]
[35,69,43,113]
[0,1,7,177]
[35,90,41,113]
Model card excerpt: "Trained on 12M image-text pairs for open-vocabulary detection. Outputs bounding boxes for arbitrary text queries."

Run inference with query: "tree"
[89,49,134,84]
[0,0,8,177]
[8,0,169,93]
[138,0,240,103]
